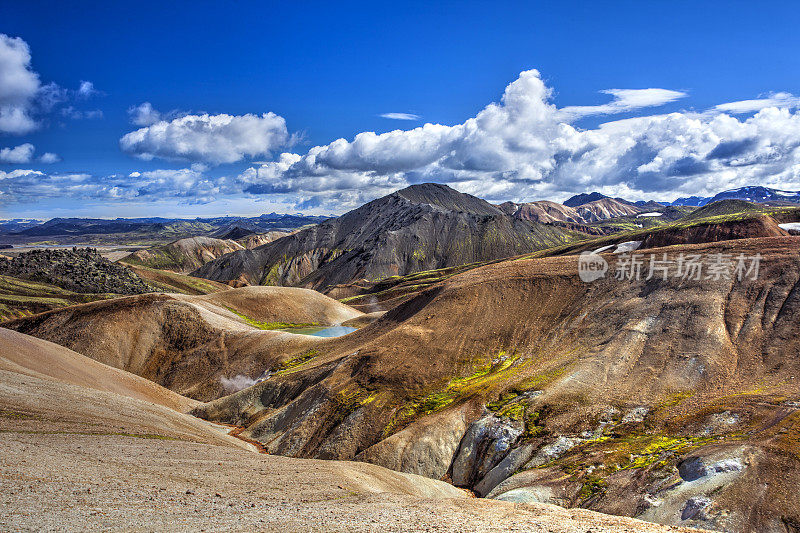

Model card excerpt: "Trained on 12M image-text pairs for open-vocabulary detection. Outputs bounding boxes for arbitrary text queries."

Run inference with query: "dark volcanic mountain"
[563,191,609,207]
[192,183,583,290]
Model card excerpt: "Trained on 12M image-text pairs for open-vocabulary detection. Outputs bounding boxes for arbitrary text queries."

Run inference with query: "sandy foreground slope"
[0,328,694,532]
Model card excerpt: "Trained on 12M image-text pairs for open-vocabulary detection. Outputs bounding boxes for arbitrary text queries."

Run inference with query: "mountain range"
[671,186,800,206]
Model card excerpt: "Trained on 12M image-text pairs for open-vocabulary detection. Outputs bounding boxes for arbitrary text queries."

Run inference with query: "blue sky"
[2,1,800,219]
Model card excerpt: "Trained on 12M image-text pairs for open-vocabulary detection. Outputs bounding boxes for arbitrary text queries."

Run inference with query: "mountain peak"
[394,183,502,215]
[563,191,609,207]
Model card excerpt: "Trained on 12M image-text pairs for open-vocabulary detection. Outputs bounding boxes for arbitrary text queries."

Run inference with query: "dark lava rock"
[0,248,153,294]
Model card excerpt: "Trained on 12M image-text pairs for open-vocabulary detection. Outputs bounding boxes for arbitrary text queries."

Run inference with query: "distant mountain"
[0,213,329,243]
[563,191,609,207]
[500,198,643,224]
[192,183,583,290]
[498,200,585,224]
[672,186,800,207]
[671,196,711,207]
[709,186,800,204]
[0,219,43,234]
[215,225,256,240]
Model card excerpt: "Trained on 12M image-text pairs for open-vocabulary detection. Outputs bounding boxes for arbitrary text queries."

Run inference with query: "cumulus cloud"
[119,111,290,164]
[380,112,420,120]
[77,81,96,98]
[0,166,236,206]
[0,143,34,163]
[38,152,60,163]
[128,102,161,126]
[0,34,41,134]
[237,70,800,206]
[0,34,98,135]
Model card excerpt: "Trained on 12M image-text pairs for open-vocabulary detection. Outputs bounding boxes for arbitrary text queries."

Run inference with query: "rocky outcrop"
[451,413,524,487]
[0,248,152,294]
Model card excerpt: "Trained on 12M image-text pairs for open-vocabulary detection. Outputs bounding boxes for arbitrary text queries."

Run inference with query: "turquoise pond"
[278,325,357,337]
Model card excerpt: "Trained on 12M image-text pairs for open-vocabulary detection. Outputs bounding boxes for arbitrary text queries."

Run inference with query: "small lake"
[280,325,357,337]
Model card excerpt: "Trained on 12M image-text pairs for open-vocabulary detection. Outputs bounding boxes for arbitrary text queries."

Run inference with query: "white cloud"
[39,152,60,163]
[0,34,41,134]
[0,143,34,163]
[0,168,42,181]
[77,80,96,98]
[380,112,420,120]
[238,69,800,206]
[128,102,161,126]
[0,166,235,206]
[61,106,103,119]
[560,88,688,118]
[714,92,800,114]
[120,111,290,164]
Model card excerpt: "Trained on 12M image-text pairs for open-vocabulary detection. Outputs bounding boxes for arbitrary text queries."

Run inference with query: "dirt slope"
[192,236,800,531]
[0,327,196,412]
[0,329,684,532]
[3,286,362,400]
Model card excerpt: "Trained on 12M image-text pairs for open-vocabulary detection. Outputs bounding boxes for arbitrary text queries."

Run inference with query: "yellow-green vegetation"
[515,364,570,391]
[487,391,547,438]
[610,434,717,471]
[0,409,43,420]
[128,265,225,295]
[383,350,527,436]
[262,262,283,286]
[338,261,491,305]
[578,474,608,501]
[0,274,114,321]
[121,247,190,271]
[329,387,380,426]
[271,349,320,375]
[651,390,694,414]
[225,307,318,330]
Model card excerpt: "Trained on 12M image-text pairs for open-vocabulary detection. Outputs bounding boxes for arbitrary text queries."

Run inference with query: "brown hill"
[121,236,245,273]
[575,197,643,222]
[501,200,586,224]
[191,236,800,531]
[500,199,644,226]
[3,286,362,401]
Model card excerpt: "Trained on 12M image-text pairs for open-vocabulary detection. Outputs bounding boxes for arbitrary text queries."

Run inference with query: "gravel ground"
[0,432,699,533]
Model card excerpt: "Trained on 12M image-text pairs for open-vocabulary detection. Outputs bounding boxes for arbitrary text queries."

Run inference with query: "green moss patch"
[383,350,526,436]
[271,349,321,375]
[225,307,318,330]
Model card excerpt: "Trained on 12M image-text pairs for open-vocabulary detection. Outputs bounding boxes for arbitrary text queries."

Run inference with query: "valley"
[3,183,800,531]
